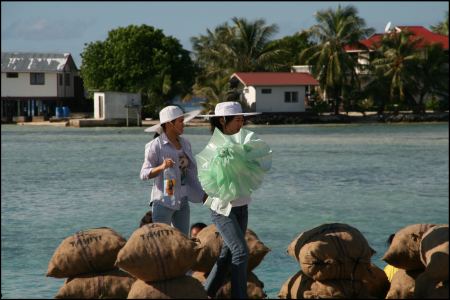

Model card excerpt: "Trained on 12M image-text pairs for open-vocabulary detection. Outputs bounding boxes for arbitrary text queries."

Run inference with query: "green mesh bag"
[196,128,272,204]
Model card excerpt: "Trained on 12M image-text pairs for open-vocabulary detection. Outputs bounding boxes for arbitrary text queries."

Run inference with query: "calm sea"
[1,123,448,298]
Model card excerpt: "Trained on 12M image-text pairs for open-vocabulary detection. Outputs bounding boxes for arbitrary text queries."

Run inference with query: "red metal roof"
[345,26,449,51]
[232,72,319,86]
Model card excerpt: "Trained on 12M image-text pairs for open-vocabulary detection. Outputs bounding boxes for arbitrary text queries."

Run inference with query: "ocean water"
[1,123,448,298]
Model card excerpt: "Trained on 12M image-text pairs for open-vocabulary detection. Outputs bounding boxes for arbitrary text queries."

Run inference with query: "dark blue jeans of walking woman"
[204,205,249,299]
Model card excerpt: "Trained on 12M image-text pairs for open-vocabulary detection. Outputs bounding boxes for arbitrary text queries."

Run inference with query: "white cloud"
[2,17,95,40]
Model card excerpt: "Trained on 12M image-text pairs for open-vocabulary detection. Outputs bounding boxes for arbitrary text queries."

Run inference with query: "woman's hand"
[162,158,175,169]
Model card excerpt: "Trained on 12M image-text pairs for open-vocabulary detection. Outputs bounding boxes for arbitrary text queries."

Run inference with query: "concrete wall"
[94,91,141,119]
[242,85,306,112]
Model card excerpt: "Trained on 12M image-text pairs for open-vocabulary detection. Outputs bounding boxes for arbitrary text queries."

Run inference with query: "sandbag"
[55,269,135,299]
[419,224,449,280]
[361,263,390,299]
[115,223,199,282]
[415,277,449,299]
[215,271,266,299]
[47,227,127,278]
[382,223,436,271]
[193,225,222,272]
[191,271,208,284]
[192,225,270,272]
[386,268,423,299]
[278,270,369,299]
[287,223,374,280]
[127,276,208,299]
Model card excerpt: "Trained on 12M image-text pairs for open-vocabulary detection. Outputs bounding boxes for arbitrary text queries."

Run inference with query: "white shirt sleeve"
[140,140,159,180]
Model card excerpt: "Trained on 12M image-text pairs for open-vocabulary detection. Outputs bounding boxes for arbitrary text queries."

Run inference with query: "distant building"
[1,52,84,122]
[345,25,449,75]
[230,72,319,113]
[94,91,141,125]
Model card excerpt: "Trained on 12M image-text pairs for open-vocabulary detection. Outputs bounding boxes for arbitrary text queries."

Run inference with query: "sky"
[2,1,448,67]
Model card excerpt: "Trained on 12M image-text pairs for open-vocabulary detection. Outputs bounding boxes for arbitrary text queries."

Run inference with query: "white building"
[231,72,319,113]
[1,52,82,122]
[94,91,141,124]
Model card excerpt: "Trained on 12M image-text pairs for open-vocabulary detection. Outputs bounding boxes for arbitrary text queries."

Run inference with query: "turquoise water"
[1,123,448,298]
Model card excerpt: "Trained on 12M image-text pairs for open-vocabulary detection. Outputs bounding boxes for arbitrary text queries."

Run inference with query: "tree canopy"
[80,24,195,117]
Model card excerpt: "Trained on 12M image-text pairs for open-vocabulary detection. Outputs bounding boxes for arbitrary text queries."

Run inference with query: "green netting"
[196,128,272,204]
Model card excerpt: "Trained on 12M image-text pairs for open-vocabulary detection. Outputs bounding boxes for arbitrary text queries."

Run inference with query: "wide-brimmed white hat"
[197,101,261,118]
[144,106,201,134]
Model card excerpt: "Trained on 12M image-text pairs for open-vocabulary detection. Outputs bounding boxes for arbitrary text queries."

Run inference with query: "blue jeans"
[151,197,190,236]
[204,205,249,299]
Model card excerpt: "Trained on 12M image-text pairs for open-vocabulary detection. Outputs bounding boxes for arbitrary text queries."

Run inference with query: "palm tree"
[430,11,449,35]
[371,30,422,108]
[299,5,374,115]
[412,43,449,113]
[190,17,284,110]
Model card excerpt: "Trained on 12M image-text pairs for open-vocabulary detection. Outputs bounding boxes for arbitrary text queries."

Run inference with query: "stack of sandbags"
[191,224,269,298]
[115,222,208,298]
[47,227,135,298]
[382,223,441,298]
[415,224,448,298]
[279,223,388,299]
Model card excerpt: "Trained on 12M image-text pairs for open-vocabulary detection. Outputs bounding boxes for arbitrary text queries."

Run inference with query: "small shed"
[94,91,141,125]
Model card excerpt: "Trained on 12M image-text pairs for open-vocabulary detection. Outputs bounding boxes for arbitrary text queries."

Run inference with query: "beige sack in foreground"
[382,223,436,271]
[115,223,199,282]
[386,268,423,299]
[47,227,127,278]
[55,269,135,299]
[127,276,208,299]
[287,223,374,280]
[193,225,270,273]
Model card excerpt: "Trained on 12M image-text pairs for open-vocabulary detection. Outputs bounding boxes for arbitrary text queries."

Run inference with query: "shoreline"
[4,111,449,128]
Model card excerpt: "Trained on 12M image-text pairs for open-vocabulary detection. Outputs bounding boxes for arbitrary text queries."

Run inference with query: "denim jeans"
[204,205,249,299]
[151,197,190,236]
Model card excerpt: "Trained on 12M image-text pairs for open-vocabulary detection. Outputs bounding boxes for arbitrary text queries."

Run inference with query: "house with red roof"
[345,25,449,74]
[230,72,319,113]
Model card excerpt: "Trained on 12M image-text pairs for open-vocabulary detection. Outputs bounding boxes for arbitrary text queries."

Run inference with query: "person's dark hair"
[209,116,240,133]
[139,210,153,228]
[190,222,207,231]
[153,121,175,138]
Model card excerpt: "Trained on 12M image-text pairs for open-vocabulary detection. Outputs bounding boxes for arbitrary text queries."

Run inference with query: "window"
[64,73,70,86]
[284,91,299,103]
[7,72,18,78]
[58,74,63,86]
[261,88,272,94]
[30,73,45,85]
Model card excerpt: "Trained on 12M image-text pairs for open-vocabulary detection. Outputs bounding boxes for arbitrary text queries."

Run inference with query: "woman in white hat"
[139,106,206,236]
[196,101,272,299]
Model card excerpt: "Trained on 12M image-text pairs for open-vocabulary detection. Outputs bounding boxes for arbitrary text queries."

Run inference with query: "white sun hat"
[144,106,201,134]
[198,101,261,118]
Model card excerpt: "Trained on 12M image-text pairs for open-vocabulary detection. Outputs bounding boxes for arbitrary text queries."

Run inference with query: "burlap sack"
[55,269,135,299]
[215,271,266,299]
[361,263,390,299]
[278,270,306,299]
[115,223,199,282]
[193,224,270,273]
[191,271,208,284]
[419,224,449,280]
[415,277,449,299]
[246,229,271,271]
[386,268,423,299]
[193,224,223,272]
[47,227,127,278]
[287,223,374,280]
[127,276,208,299]
[278,270,369,299]
[382,223,436,271]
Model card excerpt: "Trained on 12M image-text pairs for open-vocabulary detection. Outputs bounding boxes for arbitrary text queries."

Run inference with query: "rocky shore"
[247,111,449,125]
